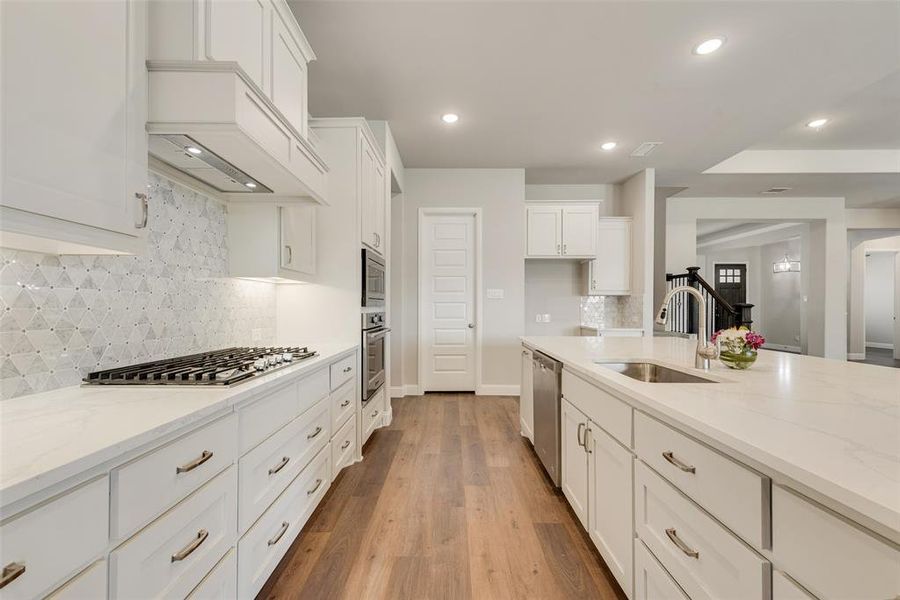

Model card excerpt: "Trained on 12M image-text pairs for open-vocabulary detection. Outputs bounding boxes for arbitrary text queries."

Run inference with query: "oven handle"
[365,328,391,341]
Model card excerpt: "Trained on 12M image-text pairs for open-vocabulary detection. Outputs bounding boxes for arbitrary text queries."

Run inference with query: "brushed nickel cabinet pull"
[556,243,561,255]
[285,245,293,264]
[584,427,593,454]
[0,562,26,589]
[662,451,696,474]
[307,478,323,496]
[171,529,208,562]
[267,521,290,547]
[371,410,379,418]
[340,399,351,408]
[268,456,290,475]
[176,450,213,474]
[343,366,352,373]
[665,527,699,558]
[135,193,149,229]
[577,422,586,448]
[341,440,351,450]
[307,426,323,440]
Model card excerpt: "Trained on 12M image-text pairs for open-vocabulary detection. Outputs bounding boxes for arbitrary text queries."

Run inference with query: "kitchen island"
[522,335,900,600]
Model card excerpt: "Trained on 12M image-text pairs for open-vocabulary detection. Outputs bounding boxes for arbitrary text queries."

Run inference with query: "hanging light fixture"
[773,254,801,273]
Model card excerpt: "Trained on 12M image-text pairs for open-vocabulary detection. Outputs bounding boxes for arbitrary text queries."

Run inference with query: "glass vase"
[718,348,758,370]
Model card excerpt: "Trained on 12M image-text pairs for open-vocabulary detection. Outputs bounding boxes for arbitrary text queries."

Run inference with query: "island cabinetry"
[520,347,534,442]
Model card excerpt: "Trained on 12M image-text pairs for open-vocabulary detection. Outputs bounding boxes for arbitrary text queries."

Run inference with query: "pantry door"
[418,209,481,392]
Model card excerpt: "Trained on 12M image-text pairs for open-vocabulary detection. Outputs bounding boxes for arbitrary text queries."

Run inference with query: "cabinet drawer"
[773,570,816,600]
[329,354,355,391]
[634,411,769,549]
[298,367,330,416]
[110,468,236,600]
[331,415,357,479]
[635,461,770,600]
[238,395,330,533]
[0,477,108,600]
[634,539,689,600]
[186,549,236,600]
[562,369,631,447]
[240,381,298,454]
[330,379,355,432]
[238,446,331,599]
[112,414,237,539]
[772,485,900,600]
[362,387,385,445]
[45,560,106,600]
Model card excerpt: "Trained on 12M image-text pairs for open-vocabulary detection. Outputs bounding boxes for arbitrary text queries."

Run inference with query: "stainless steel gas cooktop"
[83,347,318,386]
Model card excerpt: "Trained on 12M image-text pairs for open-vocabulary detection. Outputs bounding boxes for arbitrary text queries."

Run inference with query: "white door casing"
[418,209,481,392]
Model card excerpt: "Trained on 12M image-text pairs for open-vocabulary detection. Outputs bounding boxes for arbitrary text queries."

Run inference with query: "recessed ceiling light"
[244,182,257,189]
[693,37,725,55]
[186,146,202,155]
[601,142,617,151]
[806,118,828,129]
[441,113,459,124]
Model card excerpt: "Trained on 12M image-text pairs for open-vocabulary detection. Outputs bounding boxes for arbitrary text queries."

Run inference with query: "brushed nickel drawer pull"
[268,456,290,475]
[371,410,379,418]
[307,426,323,440]
[665,527,699,558]
[584,427,593,454]
[577,422,586,448]
[340,399,351,408]
[267,521,290,547]
[176,450,213,474]
[307,478,323,496]
[342,366,352,373]
[662,451,696,474]
[0,562,26,589]
[341,440,351,450]
[171,529,208,562]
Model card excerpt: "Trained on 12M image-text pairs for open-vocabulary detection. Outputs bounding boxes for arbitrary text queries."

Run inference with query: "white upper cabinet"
[360,135,386,255]
[206,0,267,88]
[280,205,316,275]
[227,202,316,282]
[270,7,309,138]
[526,204,598,258]
[0,0,148,255]
[586,217,632,295]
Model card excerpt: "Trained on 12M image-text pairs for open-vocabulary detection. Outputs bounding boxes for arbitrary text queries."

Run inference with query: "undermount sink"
[596,362,717,384]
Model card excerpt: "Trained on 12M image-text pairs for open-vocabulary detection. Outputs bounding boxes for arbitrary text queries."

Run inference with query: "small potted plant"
[711,327,766,370]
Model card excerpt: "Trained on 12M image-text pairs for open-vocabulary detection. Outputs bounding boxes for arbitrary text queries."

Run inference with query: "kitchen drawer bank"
[523,340,900,600]
[0,346,358,600]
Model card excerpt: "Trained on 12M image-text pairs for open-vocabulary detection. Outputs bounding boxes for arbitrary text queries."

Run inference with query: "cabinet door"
[270,8,308,136]
[280,205,316,275]
[561,398,590,528]
[561,205,598,257]
[360,137,379,252]
[634,540,690,600]
[373,163,386,252]
[588,424,634,598]
[589,219,632,294]
[206,0,267,89]
[2,0,147,239]
[520,348,534,442]
[526,208,562,257]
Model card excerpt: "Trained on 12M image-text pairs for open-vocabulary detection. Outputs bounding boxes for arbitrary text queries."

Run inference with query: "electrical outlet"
[535,314,543,323]
[542,314,551,323]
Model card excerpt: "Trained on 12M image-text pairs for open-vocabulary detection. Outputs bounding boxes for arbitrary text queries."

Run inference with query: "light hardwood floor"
[258,394,626,600]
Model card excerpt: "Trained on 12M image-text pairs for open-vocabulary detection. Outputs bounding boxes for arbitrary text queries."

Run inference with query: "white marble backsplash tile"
[0,173,276,400]
[581,295,643,329]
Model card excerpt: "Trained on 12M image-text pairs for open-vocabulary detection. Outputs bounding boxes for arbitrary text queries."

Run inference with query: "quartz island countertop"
[0,342,358,509]
[522,335,900,543]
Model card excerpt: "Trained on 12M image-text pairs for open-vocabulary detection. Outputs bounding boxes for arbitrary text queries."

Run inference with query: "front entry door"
[420,212,476,391]
[714,264,747,330]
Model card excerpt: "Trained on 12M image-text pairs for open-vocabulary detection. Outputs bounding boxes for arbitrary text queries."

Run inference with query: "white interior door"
[420,212,477,391]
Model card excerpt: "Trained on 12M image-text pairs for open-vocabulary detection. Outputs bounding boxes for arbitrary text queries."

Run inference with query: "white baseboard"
[762,343,801,353]
[847,352,866,361]
[388,386,405,399]
[475,384,521,396]
[866,342,895,350]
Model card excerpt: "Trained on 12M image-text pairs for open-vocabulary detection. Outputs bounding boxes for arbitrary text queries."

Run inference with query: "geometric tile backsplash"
[581,294,644,329]
[0,172,276,400]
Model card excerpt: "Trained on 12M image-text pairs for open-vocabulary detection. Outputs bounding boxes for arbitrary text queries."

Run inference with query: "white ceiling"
[290,1,900,205]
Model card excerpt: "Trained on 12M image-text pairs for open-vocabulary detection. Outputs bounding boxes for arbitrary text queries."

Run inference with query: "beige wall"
[399,169,526,392]
[620,169,655,333]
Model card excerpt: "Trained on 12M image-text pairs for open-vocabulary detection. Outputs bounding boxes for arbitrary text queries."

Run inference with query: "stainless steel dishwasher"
[532,351,562,486]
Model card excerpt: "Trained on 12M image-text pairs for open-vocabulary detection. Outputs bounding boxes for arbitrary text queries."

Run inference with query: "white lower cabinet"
[0,477,109,600]
[238,446,331,599]
[330,379,356,433]
[186,550,236,600]
[362,387,386,445]
[44,560,107,600]
[588,425,634,598]
[520,347,534,442]
[110,468,237,599]
[634,462,769,600]
[634,540,689,600]
[561,398,590,528]
[772,570,816,600]
[331,415,357,479]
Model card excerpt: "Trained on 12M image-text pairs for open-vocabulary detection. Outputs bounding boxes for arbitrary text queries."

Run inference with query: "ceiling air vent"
[761,187,792,194]
[630,142,663,157]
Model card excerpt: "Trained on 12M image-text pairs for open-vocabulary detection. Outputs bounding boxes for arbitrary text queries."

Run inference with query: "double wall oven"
[362,249,385,307]
[362,311,389,404]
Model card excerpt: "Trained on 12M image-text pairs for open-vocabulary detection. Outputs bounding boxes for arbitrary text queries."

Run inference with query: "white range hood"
[146,62,329,204]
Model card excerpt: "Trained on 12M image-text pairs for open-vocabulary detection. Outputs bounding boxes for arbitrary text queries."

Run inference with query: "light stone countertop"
[0,342,357,510]
[522,335,900,543]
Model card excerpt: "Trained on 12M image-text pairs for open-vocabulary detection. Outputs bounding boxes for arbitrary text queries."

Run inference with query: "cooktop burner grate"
[83,347,318,386]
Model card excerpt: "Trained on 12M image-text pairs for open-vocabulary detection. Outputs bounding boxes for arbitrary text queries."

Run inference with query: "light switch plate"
[487,288,504,299]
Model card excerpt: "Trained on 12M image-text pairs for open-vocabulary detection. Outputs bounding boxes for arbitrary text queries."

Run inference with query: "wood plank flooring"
[258,394,626,600]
